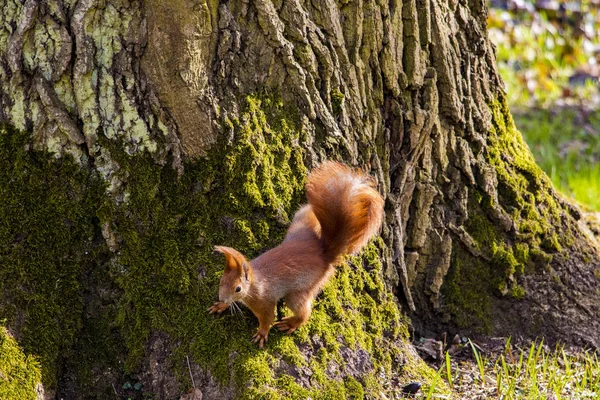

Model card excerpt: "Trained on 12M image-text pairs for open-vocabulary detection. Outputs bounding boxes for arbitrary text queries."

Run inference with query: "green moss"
[0,93,433,397]
[0,325,42,400]
[442,97,572,331]
[541,233,562,252]
[514,243,530,266]
[510,285,526,299]
[491,243,520,280]
[486,98,567,254]
[464,212,501,250]
[100,94,423,397]
[331,89,345,116]
[344,376,365,399]
[442,245,493,333]
[529,247,552,268]
[0,124,106,388]
[450,205,526,320]
[232,239,422,398]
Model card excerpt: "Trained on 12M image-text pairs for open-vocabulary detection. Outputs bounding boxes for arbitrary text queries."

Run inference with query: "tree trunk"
[1,0,599,398]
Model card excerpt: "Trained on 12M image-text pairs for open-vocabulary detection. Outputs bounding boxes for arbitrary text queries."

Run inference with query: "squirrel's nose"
[218,291,231,304]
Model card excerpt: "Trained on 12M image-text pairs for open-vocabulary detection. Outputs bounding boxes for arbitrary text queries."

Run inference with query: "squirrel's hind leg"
[274,294,313,334]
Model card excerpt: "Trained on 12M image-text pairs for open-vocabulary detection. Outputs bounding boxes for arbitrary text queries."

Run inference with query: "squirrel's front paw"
[251,330,269,348]
[207,301,229,314]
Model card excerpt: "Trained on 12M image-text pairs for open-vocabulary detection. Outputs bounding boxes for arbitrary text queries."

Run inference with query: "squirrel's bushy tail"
[306,161,384,264]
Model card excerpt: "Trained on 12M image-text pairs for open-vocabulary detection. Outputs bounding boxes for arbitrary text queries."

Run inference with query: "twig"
[186,355,196,388]
[111,383,118,398]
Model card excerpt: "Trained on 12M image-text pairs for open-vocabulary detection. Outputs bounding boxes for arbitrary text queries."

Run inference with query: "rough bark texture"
[1,0,599,398]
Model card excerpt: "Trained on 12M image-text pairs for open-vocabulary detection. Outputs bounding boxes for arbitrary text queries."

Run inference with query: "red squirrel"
[208,161,384,347]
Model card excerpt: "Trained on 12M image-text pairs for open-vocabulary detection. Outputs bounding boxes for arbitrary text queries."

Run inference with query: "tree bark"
[1,0,599,398]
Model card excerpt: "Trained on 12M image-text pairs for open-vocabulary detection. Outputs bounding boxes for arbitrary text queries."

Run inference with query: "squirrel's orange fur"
[208,161,384,347]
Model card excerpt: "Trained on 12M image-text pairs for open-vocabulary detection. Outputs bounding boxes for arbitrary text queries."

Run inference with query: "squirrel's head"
[214,246,253,304]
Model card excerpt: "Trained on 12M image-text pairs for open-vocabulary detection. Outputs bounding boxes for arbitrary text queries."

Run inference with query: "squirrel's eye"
[235,286,242,293]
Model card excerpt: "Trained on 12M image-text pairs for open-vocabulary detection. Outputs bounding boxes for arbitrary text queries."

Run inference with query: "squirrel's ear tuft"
[214,246,228,255]
[242,262,251,281]
[214,246,246,273]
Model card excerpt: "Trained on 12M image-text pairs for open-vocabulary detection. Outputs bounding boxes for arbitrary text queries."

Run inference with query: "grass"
[503,342,600,399]
[513,109,600,211]
[436,339,600,399]
[469,340,486,388]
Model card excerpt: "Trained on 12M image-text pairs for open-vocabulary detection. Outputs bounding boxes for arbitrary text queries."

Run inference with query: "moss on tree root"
[441,97,572,333]
[0,95,433,398]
